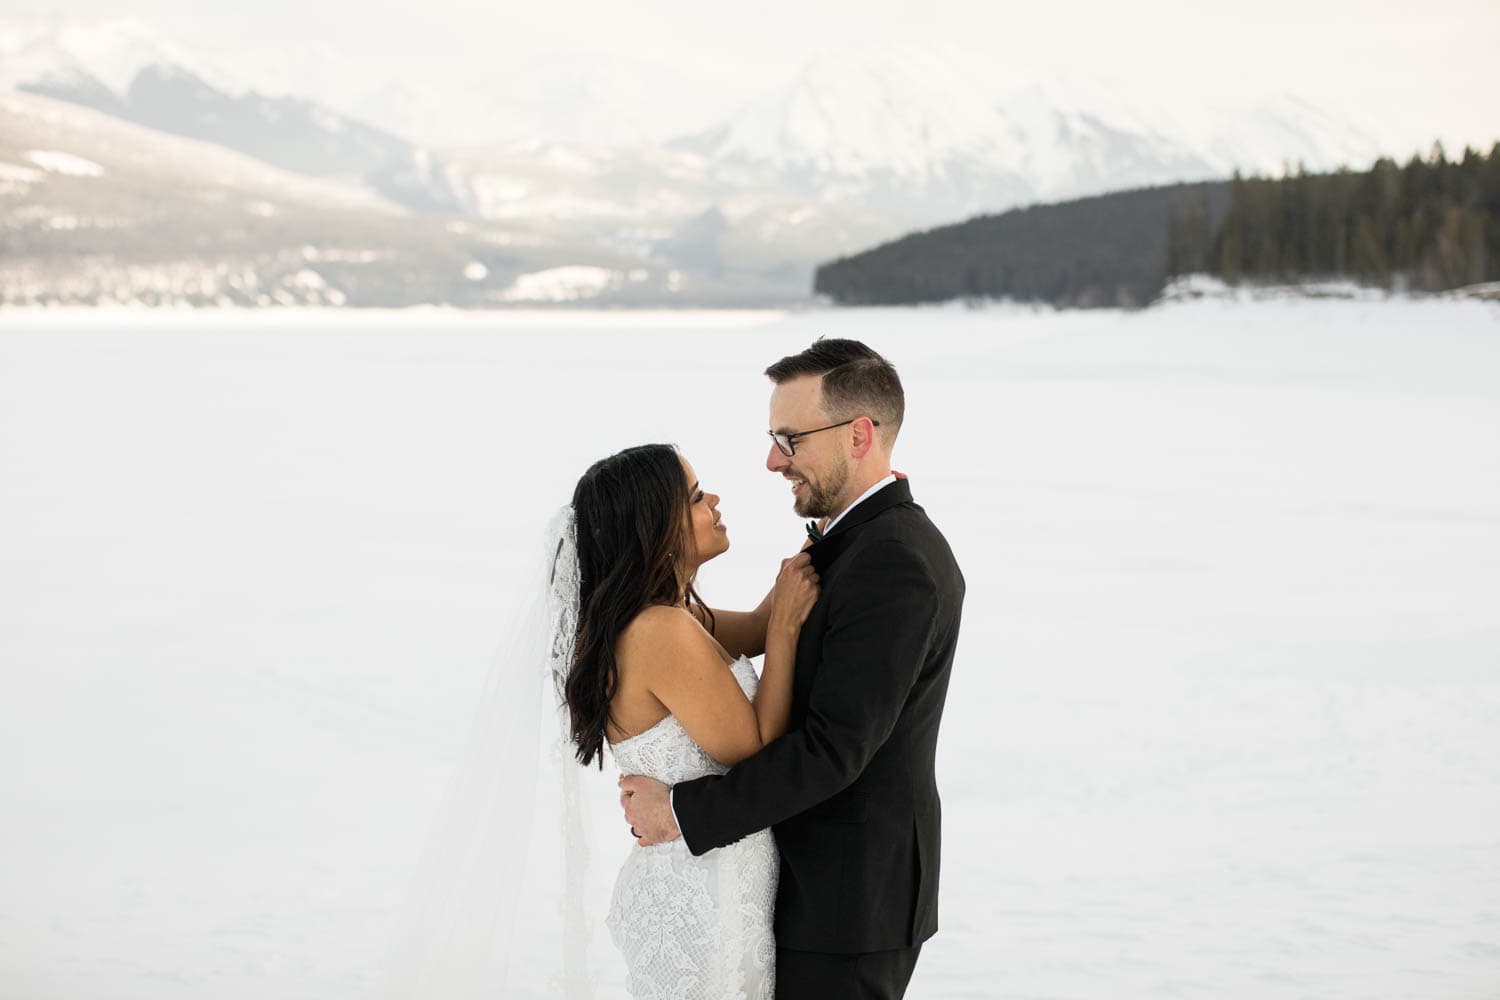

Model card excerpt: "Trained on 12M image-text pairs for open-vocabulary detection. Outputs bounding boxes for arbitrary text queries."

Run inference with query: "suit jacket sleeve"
[672,539,939,855]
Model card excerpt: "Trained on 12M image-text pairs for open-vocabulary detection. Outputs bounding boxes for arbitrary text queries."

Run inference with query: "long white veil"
[385,506,625,998]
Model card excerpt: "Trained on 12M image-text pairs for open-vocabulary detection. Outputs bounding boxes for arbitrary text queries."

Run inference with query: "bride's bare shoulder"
[617,605,721,672]
[608,608,692,740]
[620,604,698,648]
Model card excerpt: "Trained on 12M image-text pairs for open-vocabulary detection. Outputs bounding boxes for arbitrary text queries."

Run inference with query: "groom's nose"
[766,444,790,472]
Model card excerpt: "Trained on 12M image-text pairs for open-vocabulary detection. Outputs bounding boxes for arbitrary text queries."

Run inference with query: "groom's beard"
[794,457,850,519]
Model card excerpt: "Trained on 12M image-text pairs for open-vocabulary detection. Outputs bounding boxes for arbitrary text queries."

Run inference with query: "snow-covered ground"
[2,298,1498,999]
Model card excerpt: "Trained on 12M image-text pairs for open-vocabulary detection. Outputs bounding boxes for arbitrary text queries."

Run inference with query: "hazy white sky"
[14,0,1500,150]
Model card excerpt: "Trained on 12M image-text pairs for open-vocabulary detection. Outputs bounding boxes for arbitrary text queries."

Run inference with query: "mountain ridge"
[0,16,1460,308]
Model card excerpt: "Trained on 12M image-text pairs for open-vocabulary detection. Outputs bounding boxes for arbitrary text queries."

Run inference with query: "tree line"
[815,142,1500,308]
[814,182,1231,308]
[1171,143,1500,292]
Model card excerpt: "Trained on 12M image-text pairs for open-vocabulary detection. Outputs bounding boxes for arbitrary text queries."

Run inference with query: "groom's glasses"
[768,418,879,457]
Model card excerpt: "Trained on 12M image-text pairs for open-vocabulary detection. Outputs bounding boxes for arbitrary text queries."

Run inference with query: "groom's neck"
[826,463,894,524]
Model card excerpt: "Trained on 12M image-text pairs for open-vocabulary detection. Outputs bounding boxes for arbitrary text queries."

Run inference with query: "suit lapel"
[808,478,913,574]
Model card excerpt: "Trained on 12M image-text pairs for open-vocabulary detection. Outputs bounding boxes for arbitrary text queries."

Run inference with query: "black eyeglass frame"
[767,417,880,457]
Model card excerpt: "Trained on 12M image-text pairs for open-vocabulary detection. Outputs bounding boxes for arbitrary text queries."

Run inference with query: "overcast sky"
[13,0,1500,151]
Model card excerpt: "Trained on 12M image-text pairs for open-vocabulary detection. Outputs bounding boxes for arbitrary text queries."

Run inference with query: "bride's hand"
[768,552,819,634]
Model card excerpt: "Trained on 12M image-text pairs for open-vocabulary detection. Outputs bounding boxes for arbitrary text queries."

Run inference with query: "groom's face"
[767,375,851,520]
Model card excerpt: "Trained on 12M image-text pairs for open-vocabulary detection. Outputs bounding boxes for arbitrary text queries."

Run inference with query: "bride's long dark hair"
[566,444,712,768]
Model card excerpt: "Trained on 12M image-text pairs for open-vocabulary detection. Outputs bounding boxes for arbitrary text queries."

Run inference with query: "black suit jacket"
[673,478,965,954]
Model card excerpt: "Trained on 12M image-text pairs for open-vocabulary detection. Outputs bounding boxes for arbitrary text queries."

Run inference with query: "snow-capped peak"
[675,45,1395,216]
[0,14,240,96]
[684,45,1005,179]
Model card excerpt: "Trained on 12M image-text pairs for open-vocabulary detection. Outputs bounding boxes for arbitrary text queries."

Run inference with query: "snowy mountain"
[673,50,1395,226]
[0,19,1440,307]
[1176,93,1393,178]
[115,64,466,213]
[0,92,688,308]
[0,15,463,213]
[0,14,235,96]
[437,139,898,289]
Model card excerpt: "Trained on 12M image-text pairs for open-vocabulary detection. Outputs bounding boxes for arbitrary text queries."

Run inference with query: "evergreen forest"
[814,143,1500,308]
[1173,143,1500,292]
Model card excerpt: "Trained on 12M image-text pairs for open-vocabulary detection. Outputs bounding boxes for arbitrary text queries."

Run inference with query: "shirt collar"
[822,473,898,535]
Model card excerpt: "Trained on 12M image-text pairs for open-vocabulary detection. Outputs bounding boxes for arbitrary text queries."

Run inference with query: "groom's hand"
[619,775,681,847]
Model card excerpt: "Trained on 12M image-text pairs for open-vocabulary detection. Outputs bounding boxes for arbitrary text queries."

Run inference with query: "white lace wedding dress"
[606,656,778,1000]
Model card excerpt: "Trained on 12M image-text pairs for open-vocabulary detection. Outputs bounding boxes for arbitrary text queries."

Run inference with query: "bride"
[564,443,818,999]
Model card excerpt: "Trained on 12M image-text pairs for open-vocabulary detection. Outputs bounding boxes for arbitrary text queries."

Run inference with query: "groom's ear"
[849,416,878,459]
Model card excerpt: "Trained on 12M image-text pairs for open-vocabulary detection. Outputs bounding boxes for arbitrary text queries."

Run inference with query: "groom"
[622,338,965,999]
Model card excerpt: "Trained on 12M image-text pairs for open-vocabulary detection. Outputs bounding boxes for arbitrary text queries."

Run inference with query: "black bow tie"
[805,520,824,543]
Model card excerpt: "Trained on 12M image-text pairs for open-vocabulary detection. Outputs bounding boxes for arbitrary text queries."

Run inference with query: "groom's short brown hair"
[765,338,904,444]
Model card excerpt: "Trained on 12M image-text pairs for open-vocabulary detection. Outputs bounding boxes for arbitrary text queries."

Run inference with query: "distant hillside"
[0,92,682,308]
[814,182,1231,309]
[3,17,1424,309]
[22,65,465,214]
[816,143,1500,308]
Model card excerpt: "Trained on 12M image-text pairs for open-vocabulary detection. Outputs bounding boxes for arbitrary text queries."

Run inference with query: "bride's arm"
[690,529,820,659]
[750,558,810,746]
[689,589,771,659]
[626,555,818,766]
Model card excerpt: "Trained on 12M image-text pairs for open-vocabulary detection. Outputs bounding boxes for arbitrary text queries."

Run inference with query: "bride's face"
[679,455,730,567]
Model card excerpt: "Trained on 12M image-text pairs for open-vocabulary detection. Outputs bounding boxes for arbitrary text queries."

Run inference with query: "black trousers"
[776,943,923,1000]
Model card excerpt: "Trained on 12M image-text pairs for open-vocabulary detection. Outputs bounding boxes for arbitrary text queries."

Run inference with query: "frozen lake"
[3,298,1499,999]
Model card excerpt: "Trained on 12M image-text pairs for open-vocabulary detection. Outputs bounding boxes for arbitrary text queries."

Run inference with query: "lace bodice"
[609,656,757,784]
